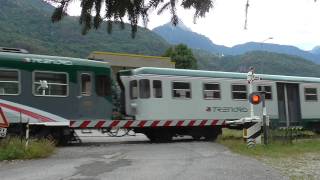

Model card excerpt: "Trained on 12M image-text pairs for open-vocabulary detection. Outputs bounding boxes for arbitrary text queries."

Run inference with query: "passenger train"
[1,49,320,143]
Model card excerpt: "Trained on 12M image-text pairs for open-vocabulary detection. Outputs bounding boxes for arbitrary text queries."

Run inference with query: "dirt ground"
[262,153,320,179]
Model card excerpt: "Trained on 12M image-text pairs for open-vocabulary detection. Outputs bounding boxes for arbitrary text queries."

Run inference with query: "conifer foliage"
[49,0,213,37]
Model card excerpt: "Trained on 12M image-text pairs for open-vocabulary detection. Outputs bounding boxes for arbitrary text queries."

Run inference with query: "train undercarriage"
[6,123,223,145]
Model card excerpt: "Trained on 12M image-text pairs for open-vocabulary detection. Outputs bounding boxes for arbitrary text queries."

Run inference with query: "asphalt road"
[0,134,288,180]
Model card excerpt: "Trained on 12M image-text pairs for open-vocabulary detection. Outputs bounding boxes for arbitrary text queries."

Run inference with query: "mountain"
[0,0,170,58]
[311,46,320,55]
[152,22,229,54]
[153,23,320,63]
[193,50,320,77]
[228,42,320,63]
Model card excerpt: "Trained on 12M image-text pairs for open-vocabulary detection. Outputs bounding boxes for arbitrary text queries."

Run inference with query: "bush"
[0,137,55,161]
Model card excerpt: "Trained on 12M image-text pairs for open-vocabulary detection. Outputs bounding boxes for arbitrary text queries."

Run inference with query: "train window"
[81,74,91,96]
[96,75,111,97]
[130,80,138,99]
[304,87,318,101]
[139,79,150,99]
[33,71,68,97]
[232,84,247,100]
[0,69,20,95]
[153,80,162,98]
[203,83,220,99]
[257,85,272,100]
[172,82,191,99]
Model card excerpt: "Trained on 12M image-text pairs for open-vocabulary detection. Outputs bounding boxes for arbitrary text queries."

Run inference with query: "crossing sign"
[0,107,9,128]
[0,128,7,138]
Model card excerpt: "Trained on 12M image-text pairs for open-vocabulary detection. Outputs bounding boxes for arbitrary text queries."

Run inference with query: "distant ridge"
[194,50,320,77]
[152,21,229,54]
[311,46,320,55]
[0,0,170,58]
[153,22,320,63]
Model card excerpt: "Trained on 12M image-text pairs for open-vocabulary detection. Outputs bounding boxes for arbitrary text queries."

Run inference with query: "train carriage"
[2,48,320,143]
[118,67,320,137]
[0,50,113,142]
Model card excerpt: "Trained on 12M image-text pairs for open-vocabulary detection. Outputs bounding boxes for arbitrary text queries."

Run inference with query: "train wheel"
[313,129,320,134]
[156,132,173,142]
[33,128,51,139]
[311,123,320,134]
[145,132,156,142]
[32,127,71,146]
[204,134,219,141]
[145,130,173,143]
[192,135,202,140]
[51,128,71,146]
[204,127,222,141]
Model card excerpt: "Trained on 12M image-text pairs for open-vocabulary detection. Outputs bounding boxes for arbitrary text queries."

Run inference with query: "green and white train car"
[119,67,320,135]
[0,50,112,142]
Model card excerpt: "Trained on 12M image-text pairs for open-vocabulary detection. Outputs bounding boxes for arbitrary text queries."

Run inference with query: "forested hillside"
[0,0,170,58]
[194,50,320,77]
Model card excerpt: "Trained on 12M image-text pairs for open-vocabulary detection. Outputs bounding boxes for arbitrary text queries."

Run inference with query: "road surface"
[0,134,287,180]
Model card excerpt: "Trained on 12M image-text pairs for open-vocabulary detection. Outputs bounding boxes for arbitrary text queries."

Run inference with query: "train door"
[127,79,138,116]
[276,83,302,126]
[77,72,94,118]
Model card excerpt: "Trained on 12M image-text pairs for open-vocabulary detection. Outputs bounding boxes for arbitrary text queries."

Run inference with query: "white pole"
[249,82,254,118]
[25,120,29,148]
[247,67,255,118]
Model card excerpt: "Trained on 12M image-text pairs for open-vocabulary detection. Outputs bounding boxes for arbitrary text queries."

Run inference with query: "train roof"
[0,51,110,68]
[121,67,320,83]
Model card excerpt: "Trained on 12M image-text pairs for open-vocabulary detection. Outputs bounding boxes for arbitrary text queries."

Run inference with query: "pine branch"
[48,0,214,37]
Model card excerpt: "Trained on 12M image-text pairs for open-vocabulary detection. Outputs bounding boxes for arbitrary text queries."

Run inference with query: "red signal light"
[252,95,260,103]
[249,92,262,105]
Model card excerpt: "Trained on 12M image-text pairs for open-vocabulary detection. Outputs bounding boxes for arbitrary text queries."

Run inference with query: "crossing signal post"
[248,91,269,145]
[228,68,269,147]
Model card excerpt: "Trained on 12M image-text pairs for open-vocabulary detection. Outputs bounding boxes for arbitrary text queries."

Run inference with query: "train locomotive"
[1,49,320,143]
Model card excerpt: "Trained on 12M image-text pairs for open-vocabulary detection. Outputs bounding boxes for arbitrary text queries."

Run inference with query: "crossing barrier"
[227,116,263,148]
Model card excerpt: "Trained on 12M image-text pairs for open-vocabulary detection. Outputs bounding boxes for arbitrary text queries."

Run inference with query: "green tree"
[48,0,213,36]
[164,44,197,69]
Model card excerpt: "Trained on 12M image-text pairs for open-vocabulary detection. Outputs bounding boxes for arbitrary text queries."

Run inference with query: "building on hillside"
[88,51,175,77]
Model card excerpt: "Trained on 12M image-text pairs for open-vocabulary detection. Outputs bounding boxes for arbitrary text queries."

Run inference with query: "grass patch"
[219,128,243,140]
[218,129,320,159]
[0,137,56,161]
[219,137,320,159]
[218,129,320,179]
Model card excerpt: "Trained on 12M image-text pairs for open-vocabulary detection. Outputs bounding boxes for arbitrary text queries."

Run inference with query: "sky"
[67,0,320,51]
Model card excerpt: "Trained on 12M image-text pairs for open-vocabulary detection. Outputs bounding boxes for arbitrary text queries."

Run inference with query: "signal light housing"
[249,92,263,105]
